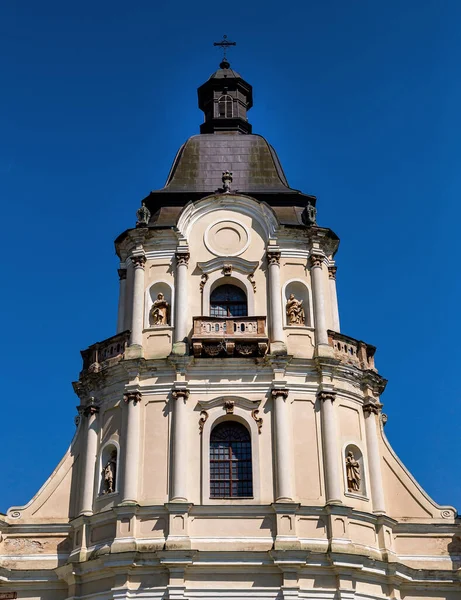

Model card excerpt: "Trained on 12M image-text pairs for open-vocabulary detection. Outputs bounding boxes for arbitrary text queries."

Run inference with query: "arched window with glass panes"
[210,421,253,498]
[217,94,233,118]
[210,284,247,317]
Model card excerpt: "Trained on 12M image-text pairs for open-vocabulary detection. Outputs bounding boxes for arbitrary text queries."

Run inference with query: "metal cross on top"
[213,35,236,60]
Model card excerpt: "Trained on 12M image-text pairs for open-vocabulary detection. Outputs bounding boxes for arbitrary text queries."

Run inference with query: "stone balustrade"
[80,330,130,373]
[192,316,268,358]
[327,330,376,371]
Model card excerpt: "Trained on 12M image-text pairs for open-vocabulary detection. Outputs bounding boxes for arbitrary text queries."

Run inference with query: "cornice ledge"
[306,226,340,257]
[197,257,259,275]
[361,370,388,395]
[197,395,261,411]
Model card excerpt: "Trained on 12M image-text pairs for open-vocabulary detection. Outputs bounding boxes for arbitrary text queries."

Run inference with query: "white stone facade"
[1,190,459,600]
[1,57,460,599]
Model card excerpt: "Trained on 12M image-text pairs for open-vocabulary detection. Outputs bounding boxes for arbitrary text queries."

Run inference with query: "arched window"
[210,421,253,498]
[218,94,233,118]
[210,284,247,317]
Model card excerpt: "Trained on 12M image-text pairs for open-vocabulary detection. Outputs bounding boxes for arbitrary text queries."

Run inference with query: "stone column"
[363,401,386,514]
[130,255,146,347]
[117,268,127,333]
[272,388,294,502]
[79,402,100,516]
[171,387,190,502]
[318,391,342,504]
[328,266,340,332]
[267,249,286,354]
[310,253,329,346]
[121,391,142,504]
[173,251,190,354]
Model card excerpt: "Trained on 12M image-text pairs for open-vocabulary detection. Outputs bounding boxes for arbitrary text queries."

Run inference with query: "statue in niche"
[286,293,305,326]
[150,292,169,326]
[102,450,117,494]
[346,450,361,492]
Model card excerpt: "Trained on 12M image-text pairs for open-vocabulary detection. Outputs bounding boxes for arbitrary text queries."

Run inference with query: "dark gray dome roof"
[162,133,291,193]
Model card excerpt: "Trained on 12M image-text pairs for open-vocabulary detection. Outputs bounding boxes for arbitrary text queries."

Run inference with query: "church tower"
[2,57,460,600]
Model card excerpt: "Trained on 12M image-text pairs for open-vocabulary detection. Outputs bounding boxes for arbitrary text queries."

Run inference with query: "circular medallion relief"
[204,219,250,257]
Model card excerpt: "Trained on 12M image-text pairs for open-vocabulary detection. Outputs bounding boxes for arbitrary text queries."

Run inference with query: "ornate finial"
[136,201,151,227]
[222,170,233,193]
[213,35,236,65]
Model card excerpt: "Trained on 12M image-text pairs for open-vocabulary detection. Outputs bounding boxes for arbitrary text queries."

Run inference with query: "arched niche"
[144,281,174,328]
[282,279,312,327]
[98,441,119,497]
[343,443,367,498]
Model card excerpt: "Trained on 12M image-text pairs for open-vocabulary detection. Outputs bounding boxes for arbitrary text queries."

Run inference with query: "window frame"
[210,283,248,318]
[200,402,261,504]
[217,94,234,118]
[210,421,253,498]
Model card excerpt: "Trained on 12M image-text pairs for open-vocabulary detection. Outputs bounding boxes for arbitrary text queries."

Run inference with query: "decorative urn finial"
[222,170,233,193]
[136,201,151,227]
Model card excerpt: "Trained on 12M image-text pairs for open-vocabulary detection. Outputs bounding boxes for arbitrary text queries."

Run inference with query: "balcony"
[328,330,376,371]
[192,316,268,358]
[80,330,130,374]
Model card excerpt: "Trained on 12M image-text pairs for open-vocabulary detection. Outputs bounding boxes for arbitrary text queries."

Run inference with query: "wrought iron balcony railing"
[192,316,268,358]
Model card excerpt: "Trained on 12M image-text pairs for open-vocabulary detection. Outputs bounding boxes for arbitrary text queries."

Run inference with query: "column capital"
[82,405,99,417]
[363,400,383,416]
[317,390,336,403]
[328,266,337,279]
[131,255,146,269]
[172,388,190,400]
[271,387,289,399]
[118,268,127,280]
[175,252,190,267]
[123,391,142,405]
[309,252,324,269]
[267,250,281,266]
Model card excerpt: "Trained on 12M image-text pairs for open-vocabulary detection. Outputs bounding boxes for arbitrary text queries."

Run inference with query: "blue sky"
[1,0,460,513]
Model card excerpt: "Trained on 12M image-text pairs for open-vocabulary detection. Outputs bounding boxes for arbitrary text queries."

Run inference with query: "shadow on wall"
[448,533,461,570]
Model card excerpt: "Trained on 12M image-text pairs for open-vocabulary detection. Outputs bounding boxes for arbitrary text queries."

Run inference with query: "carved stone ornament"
[150,292,169,326]
[267,251,281,266]
[271,388,289,400]
[101,450,117,495]
[172,388,190,401]
[175,252,190,267]
[251,409,263,433]
[286,293,305,326]
[131,255,146,269]
[136,201,151,227]
[118,268,127,280]
[222,263,233,276]
[309,253,323,269]
[304,201,317,226]
[363,401,383,416]
[224,399,235,414]
[83,398,100,417]
[381,413,388,426]
[345,450,361,493]
[199,410,209,433]
[222,170,233,193]
[123,391,142,405]
[235,343,256,356]
[247,272,256,292]
[200,273,209,294]
[328,266,337,280]
[317,390,336,403]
